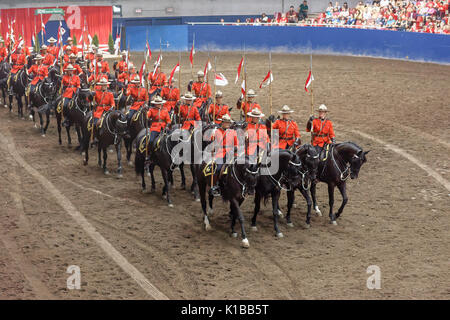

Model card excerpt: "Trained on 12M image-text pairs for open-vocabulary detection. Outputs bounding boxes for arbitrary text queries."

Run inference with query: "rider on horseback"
[306,104,336,157]
[46,37,58,57]
[209,113,238,197]
[126,75,148,126]
[61,64,81,127]
[178,92,200,131]
[148,62,166,99]
[64,54,83,75]
[92,78,115,135]
[27,54,48,95]
[246,108,269,160]
[116,51,128,77]
[191,70,211,109]
[39,45,54,67]
[117,63,136,92]
[161,79,180,113]
[63,37,79,55]
[8,46,27,95]
[146,95,171,150]
[272,105,301,151]
[0,38,8,63]
[208,90,230,124]
[62,46,73,64]
[236,89,262,122]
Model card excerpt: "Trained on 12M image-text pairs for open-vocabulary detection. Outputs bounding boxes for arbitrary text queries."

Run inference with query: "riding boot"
[62,118,70,127]
[209,185,221,197]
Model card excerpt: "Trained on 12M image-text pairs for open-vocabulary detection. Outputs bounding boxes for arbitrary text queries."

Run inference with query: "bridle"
[330,146,352,181]
[231,157,260,198]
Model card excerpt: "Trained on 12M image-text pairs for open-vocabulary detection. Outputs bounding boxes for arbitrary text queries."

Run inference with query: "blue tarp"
[122,24,449,64]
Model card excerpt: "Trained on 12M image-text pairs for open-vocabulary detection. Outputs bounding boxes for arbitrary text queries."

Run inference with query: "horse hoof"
[277,209,284,217]
[29,115,33,120]
[304,223,311,229]
[41,134,45,137]
[251,226,258,232]
[195,198,200,202]
[204,224,211,231]
[330,220,338,225]
[117,174,123,179]
[83,161,88,166]
[276,232,284,238]
[104,170,110,175]
[168,203,174,208]
[241,239,250,248]
[207,207,214,216]
[293,203,297,208]
[287,222,294,228]
[231,232,238,238]
[315,206,322,217]
[81,152,86,156]
[128,161,133,167]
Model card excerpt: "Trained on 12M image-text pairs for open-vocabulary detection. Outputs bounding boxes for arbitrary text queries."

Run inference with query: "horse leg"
[56,113,62,145]
[190,163,200,201]
[150,163,156,193]
[97,144,102,167]
[328,183,337,225]
[286,190,295,228]
[310,181,322,216]
[179,163,186,190]
[39,111,45,136]
[161,168,173,207]
[66,126,72,146]
[8,93,13,112]
[44,111,50,135]
[75,126,82,151]
[299,187,313,228]
[115,142,123,178]
[125,138,133,166]
[231,199,249,248]
[335,182,348,219]
[251,192,262,231]
[17,95,23,119]
[272,191,283,238]
[198,179,211,231]
[102,147,109,175]
[207,193,214,216]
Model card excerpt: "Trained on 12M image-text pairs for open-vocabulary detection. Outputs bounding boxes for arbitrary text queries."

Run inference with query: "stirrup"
[209,186,221,197]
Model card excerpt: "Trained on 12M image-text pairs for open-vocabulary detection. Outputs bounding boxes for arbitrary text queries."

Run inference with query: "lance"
[145,32,151,161]
[178,50,181,124]
[310,52,314,116]
[211,55,217,188]
[244,44,248,122]
[269,50,273,126]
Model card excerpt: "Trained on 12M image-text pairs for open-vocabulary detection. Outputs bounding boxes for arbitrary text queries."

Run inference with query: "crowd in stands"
[225,1,449,34]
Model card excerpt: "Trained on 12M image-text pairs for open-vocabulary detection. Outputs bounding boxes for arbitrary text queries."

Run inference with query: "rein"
[330,146,351,181]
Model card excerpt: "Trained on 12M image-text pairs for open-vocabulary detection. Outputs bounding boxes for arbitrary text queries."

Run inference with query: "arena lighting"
[135,8,142,15]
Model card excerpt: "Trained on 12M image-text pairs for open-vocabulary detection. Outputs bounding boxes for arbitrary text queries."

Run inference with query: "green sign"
[35,8,65,15]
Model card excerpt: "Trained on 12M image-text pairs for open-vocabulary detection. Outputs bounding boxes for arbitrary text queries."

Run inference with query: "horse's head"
[241,156,260,196]
[297,144,319,181]
[349,148,370,179]
[112,110,128,136]
[338,142,370,179]
[42,78,57,98]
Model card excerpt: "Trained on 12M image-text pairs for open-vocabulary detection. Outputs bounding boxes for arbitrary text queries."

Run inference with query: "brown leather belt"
[314,134,328,137]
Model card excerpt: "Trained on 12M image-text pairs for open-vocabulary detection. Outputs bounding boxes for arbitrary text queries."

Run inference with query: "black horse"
[123,104,148,166]
[311,142,369,225]
[196,155,260,248]
[28,78,58,136]
[56,85,93,148]
[134,127,181,207]
[8,67,29,118]
[251,149,303,238]
[0,61,11,106]
[285,144,320,228]
[83,109,128,177]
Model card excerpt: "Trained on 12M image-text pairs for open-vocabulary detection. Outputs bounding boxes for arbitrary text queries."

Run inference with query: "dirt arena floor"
[0,52,449,300]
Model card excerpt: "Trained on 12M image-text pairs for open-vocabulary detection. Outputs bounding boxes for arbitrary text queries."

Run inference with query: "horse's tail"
[135,149,145,176]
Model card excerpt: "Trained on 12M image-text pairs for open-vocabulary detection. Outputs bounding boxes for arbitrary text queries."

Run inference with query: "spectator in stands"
[287,6,299,23]
[261,13,269,23]
[326,2,334,18]
[299,1,309,20]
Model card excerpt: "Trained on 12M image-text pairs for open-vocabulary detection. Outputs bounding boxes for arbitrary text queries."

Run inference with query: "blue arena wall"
[124,25,450,64]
